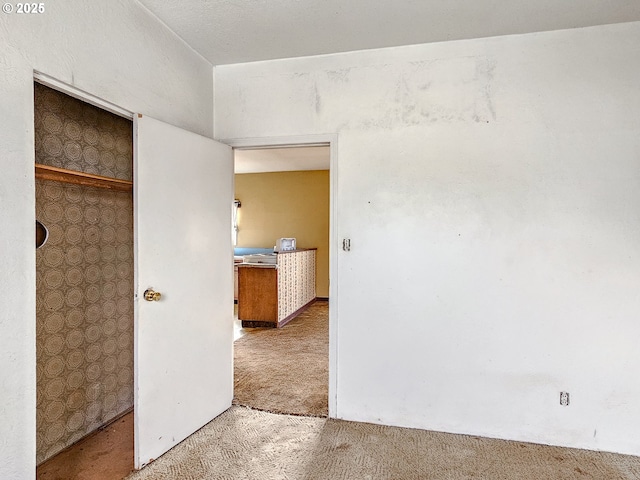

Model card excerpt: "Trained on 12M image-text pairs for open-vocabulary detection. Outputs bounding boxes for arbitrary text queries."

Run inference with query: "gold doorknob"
[144,288,162,302]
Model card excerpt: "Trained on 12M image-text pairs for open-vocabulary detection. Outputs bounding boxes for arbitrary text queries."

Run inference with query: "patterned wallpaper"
[277,250,316,321]
[35,83,132,181]
[35,83,134,464]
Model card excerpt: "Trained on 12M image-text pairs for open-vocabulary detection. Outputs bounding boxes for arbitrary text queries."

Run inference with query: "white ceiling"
[137,0,640,66]
[234,146,330,174]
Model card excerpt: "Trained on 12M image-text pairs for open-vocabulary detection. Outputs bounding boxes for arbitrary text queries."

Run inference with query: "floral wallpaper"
[277,250,316,321]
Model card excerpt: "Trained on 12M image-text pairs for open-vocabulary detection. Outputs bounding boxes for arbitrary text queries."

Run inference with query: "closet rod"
[35,164,133,192]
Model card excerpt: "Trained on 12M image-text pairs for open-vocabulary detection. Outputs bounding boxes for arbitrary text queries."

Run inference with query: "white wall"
[0,2,213,478]
[215,22,640,456]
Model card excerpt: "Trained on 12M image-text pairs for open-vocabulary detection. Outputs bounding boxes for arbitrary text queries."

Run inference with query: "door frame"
[34,71,134,119]
[222,134,339,418]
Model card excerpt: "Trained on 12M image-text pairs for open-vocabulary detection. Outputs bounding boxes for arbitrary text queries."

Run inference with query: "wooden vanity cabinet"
[238,249,316,328]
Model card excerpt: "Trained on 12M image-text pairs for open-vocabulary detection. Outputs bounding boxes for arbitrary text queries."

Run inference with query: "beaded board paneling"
[35,83,133,464]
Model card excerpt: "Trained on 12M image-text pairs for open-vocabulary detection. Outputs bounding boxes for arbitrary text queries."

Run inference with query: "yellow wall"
[235,170,329,297]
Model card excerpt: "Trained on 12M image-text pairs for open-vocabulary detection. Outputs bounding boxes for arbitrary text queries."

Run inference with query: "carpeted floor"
[233,300,328,416]
[127,301,640,479]
[126,405,640,480]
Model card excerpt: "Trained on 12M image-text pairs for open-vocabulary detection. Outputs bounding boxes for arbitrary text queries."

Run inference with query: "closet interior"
[34,82,134,467]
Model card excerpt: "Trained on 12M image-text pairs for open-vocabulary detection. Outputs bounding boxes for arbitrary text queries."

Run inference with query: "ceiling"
[234,146,330,174]
[137,0,640,66]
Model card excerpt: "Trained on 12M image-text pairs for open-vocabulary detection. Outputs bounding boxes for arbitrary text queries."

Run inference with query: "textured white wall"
[215,22,640,455]
[0,2,212,478]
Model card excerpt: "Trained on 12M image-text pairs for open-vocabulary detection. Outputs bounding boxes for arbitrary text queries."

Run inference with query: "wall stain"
[235,56,498,133]
[326,68,352,83]
[314,83,322,115]
[352,56,498,130]
[477,57,497,121]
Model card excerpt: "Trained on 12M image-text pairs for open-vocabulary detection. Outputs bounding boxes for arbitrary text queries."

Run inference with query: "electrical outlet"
[560,391,570,406]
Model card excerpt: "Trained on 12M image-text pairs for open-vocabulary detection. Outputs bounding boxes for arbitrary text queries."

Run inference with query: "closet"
[34,82,134,465]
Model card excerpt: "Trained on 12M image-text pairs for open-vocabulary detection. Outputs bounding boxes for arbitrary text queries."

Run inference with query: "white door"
[133,115,233,468]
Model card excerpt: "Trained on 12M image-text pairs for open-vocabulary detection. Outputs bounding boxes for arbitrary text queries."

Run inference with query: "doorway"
[231,144,332,416]
[34,81,135,479]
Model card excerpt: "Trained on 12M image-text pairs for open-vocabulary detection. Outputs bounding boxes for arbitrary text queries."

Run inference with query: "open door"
[133,115,233,468]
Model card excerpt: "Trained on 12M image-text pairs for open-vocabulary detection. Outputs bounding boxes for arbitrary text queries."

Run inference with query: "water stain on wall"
[315,56,498,131]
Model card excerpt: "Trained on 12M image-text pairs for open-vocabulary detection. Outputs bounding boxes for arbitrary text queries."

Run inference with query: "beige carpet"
[233,301,328,416]
[126,405,640,480]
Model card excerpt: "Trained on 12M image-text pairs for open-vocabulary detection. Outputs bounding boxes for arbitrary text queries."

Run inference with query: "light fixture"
[232,199,241,245]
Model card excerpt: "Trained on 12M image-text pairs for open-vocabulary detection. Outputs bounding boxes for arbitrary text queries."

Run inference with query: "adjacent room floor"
[233,300,329,416]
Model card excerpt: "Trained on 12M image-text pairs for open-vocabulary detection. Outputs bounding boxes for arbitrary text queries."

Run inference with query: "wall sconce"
[232,199,241,245]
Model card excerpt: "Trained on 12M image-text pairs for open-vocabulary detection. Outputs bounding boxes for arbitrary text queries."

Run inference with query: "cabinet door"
[238,267,278,323]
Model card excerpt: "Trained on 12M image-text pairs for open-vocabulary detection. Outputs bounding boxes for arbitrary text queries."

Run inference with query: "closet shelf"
[35,164,133,192]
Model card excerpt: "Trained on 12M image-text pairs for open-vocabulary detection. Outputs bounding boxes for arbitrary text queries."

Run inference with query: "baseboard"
[241,297,317,329]
[278,298,316,327]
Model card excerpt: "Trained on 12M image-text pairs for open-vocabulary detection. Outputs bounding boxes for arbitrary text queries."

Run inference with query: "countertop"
[275,248,317,254]
[237,248,317,268]
[237,263,277,268]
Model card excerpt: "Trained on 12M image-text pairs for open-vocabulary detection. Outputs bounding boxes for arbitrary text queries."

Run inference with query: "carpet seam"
[231,401,329,419]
